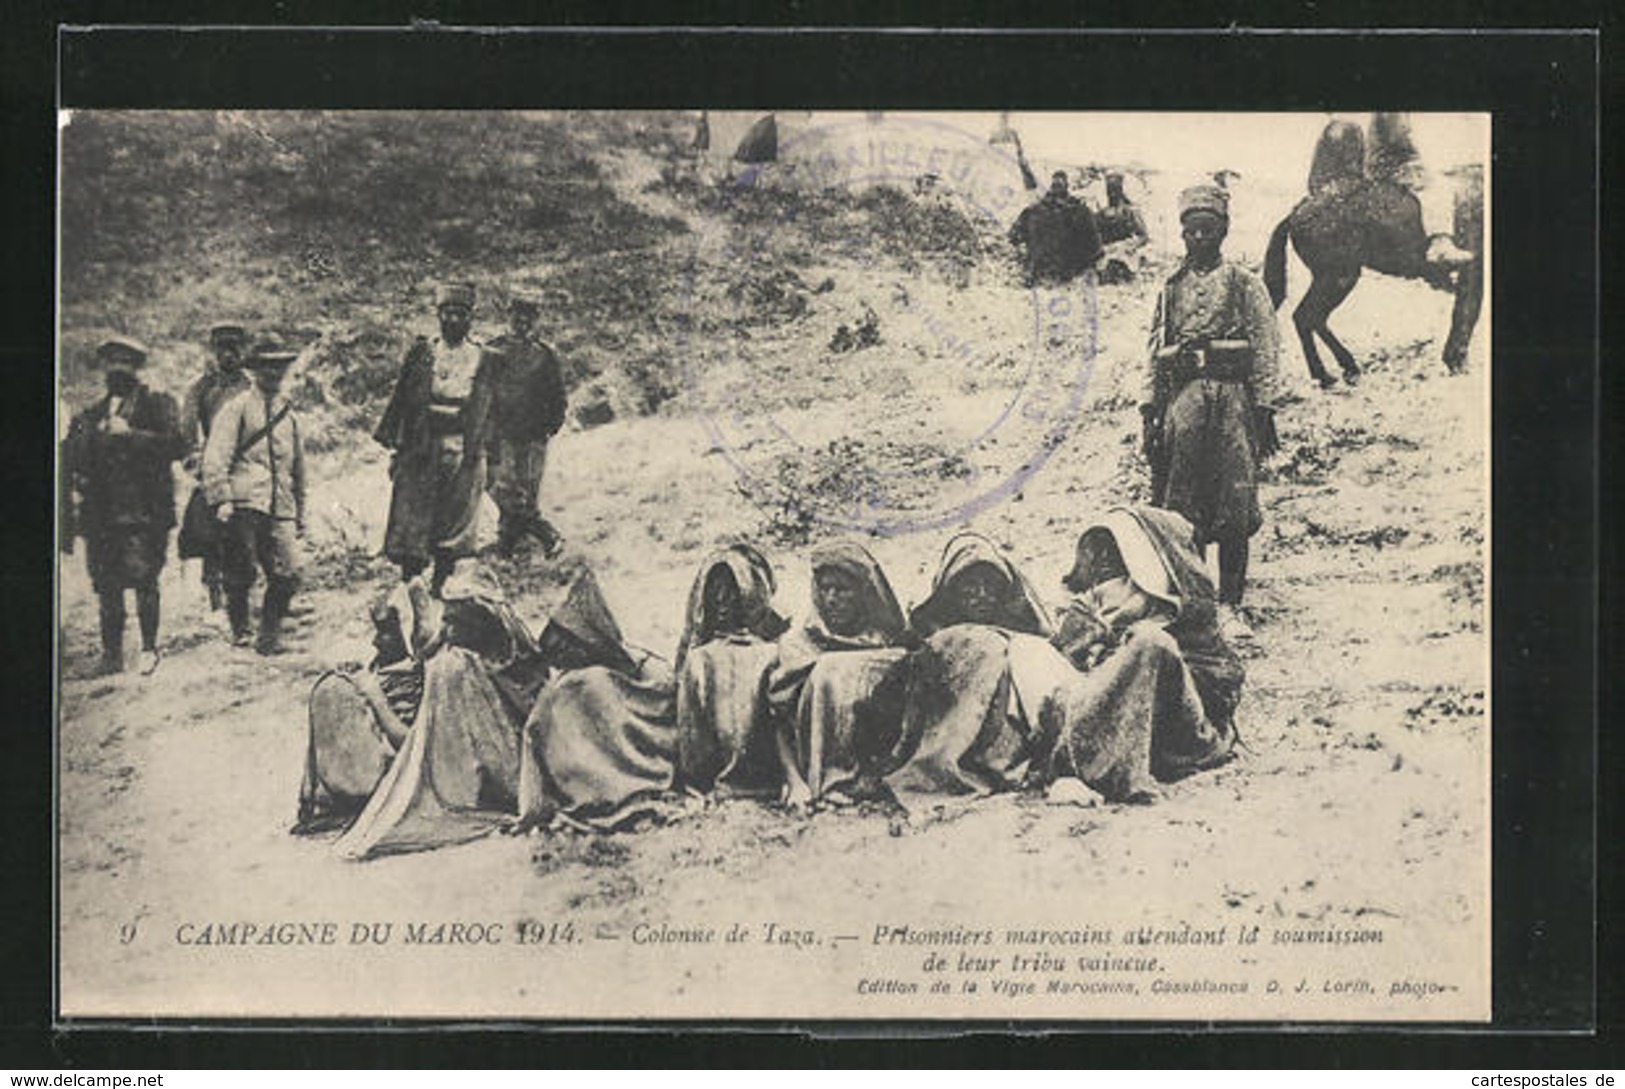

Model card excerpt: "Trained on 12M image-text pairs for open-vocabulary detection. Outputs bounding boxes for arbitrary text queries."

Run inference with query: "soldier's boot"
[256,578,295,656]
[96,592,126,675]
[226,586,254,647]
[135,583,162,676]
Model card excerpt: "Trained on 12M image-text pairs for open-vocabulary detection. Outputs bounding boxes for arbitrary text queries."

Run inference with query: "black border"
[8,9,1611,1069]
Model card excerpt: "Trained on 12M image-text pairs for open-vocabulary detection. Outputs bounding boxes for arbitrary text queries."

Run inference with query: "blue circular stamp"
[677,114,1099,539]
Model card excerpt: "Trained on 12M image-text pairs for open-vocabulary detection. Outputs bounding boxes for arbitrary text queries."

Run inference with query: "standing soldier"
[181,323,251,610]
[485,291,566,557]
[61,337,189,676]
[1141,184,1282,627]
[203,335,307,654]
[1096,171,1150,248]
[1007,170,1104,287]
[374,282,496,591]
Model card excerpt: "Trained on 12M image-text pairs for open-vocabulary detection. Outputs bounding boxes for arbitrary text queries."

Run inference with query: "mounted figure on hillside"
[1262,113,1483,389]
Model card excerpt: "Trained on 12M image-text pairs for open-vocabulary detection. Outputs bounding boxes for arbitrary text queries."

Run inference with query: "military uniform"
[203,338,307,652]
[484,300,567,554]
[182,324,251,609]
[183,355,251,447]
[1144,185,1282,606]
[62,337,188,674]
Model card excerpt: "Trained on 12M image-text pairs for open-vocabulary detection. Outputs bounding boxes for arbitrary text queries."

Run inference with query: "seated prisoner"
[329,561,546,859]
[766,542,910,809]
[879,533,1072,811]
[674,543,791,799]
[294,589,420,834]
[1040,506,1244,804]
[514,568,679,831]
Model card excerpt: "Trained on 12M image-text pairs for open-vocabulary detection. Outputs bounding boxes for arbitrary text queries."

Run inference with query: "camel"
[1263,119,1483,388]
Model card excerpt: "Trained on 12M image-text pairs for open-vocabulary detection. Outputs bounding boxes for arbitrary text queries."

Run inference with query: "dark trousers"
[489,437,558,552]
[85,525,169,666]
[221,510,300,641]
[201,544,225,606]
[98,583,160,665]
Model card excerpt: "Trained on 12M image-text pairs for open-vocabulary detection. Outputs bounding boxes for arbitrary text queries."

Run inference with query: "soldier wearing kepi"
[203,335,307,654]
[1141,183,1282,626]
[61,337,189,676]
[182,323,251,610]
[184,324,252,446]
[485,290,567,557]
[374,281,496,591]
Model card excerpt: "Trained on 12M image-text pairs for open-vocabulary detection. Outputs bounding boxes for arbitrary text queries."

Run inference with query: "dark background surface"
[6,4,1611,1068]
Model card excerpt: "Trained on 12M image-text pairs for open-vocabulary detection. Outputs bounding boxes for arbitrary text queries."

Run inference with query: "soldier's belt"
[1157,339,1253,383]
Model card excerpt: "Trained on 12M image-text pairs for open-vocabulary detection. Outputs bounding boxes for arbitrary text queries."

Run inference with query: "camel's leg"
[1442,260,1483,373]
[1292,271,1354,389]
[1313,269,1364,383]
[1292,274,1335,388]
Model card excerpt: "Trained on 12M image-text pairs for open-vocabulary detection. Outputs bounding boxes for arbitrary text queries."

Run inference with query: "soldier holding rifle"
[203,336,308,654]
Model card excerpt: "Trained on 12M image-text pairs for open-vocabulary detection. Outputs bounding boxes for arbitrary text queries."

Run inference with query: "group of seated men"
[299,503,1245,859]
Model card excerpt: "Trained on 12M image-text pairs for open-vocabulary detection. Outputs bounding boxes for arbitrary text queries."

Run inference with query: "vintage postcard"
[56,107,1490,1022]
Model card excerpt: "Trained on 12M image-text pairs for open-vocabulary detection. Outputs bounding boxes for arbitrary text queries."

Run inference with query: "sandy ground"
[57,176,1488,1022]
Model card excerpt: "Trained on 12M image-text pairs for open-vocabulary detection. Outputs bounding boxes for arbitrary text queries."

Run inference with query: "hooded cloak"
[542,566,640,675]
[427,559,551,719]
[294,594,417,834]
[673,543,790,676]
[675,544,792,796]
[332,645,527,858]
[881,538,1074,810]
[518,568,679,830]
[1040,506,1244,802]
[767,542,910,802]
[907,533,1053,639]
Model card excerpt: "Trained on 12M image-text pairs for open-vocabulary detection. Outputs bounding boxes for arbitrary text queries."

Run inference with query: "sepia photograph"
[55,104,1492,1022]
